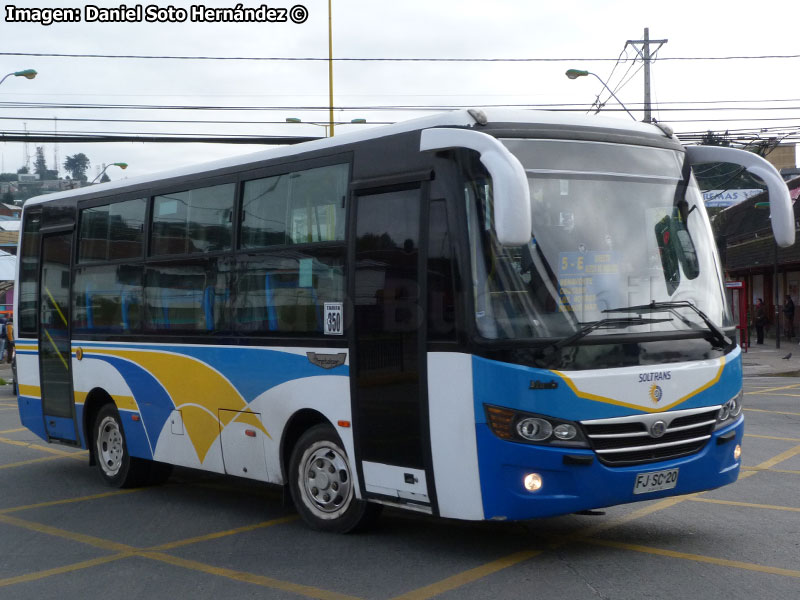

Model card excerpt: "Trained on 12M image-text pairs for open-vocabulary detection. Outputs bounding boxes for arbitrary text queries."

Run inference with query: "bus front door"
[352,185,433,510]
[38,231,77,443]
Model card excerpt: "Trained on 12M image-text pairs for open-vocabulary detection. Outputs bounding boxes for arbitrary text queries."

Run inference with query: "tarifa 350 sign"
[4,4,310,25]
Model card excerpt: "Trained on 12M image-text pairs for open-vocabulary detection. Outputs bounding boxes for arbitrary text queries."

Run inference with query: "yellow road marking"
[584,538,800,579]
[0,436,87,461]
[0,455,67,470]
[754,444,800,469]
[0,554,131,589]
[0,407,18,411]
[744,407,800,417]
[745,433,800,442]
[151,515,299,551]
[742,467,800,475]
[0,428,26,434]
[140,552,364,600]
[389,550,543,600]
[0,514,134,553]
[0,488,146,515]
[745,383,800,394]
[689,497,800,513]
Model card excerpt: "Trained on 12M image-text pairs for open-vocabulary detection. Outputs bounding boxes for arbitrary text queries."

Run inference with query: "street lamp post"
[92,162,128,183]
[0,69,37,87]
[565,69,636,121]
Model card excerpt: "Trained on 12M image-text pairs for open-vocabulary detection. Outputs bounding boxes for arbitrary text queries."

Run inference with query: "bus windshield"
[467,138,731,342]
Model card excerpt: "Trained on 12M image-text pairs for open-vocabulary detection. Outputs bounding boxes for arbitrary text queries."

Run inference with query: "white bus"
[15,109,793,532]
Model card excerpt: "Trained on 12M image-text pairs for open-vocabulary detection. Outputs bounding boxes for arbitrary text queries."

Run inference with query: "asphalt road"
[0,377,798,600]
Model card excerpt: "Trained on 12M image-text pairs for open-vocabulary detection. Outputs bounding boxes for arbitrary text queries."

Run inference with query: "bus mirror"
[420,128,531,246]
[685,145,795,248]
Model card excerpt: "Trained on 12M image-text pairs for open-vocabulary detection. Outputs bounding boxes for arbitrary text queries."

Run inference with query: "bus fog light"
[734,444,742,460]
[517,418,553,441]
[524,473,543,491]
[553,423,578,440]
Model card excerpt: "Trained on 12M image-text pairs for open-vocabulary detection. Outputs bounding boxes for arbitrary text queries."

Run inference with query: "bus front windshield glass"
[466,139,731,342]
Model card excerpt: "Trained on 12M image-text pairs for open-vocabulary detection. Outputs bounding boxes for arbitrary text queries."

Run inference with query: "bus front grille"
[580,406,720,467]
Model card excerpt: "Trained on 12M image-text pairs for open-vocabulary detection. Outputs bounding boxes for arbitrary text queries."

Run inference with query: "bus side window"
[233,252,343,335]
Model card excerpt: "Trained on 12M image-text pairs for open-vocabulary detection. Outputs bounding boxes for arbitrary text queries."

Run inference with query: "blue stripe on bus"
[18,396,47,441]
[87,354,174,458]
[75,342,349,404]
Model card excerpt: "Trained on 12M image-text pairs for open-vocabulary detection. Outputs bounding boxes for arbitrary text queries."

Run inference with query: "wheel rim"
[299,440,354,519]
[96,415,124,477]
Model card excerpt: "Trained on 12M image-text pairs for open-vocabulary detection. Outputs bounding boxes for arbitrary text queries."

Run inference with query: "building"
[715,175,800,330]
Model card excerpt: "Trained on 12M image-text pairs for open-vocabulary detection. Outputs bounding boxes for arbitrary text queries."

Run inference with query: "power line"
[3,100,800,113]
[1,51,799,62]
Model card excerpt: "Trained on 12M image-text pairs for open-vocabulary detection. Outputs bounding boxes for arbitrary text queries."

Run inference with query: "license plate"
[633,468,679,495]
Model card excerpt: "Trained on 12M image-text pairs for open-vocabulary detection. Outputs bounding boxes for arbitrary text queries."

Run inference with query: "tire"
[288,424,380,533]
[93,403,151,488]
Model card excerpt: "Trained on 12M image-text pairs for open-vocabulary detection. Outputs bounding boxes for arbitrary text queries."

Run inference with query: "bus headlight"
[715,390,744,430]
[486,405,588,447]
[517,418,552,441]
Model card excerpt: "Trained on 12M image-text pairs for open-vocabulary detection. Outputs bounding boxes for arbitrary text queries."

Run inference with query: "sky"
[1,0,798,183]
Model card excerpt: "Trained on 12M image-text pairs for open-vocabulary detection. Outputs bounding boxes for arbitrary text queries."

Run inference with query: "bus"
[14,109,794,532]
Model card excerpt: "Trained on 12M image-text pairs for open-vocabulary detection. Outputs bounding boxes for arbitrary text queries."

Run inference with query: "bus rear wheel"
[93,403,151,488]
[289,424,379,533]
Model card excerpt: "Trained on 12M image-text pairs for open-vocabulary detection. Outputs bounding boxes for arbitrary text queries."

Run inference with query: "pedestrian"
[783,295,795,340]
[0,317,6,364]
[755,298,766,344]
[5,318,13,364]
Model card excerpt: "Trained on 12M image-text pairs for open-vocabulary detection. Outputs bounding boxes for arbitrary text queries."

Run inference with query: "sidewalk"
[742,334,800,377]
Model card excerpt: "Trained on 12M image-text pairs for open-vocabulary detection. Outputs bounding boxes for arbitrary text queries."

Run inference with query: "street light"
[92,162,128,183]
[0,69,38,86]
[286,117,367,138]
[565,69,636,121]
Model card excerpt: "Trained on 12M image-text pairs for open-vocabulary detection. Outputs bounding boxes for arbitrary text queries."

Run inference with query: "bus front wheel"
[93,404,150,488]
[288,424,379,533]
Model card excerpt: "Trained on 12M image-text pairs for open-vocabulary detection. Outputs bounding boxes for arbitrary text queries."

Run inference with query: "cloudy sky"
[1,0,798,182]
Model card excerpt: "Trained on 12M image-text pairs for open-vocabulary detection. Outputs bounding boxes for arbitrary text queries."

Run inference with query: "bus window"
[144,259,230,332]
[73,264,143,333]
[152,184,234,256]
[18,210,41,336]
[233,251,344,334]
[79,198,146,263]
[241,163,348,249]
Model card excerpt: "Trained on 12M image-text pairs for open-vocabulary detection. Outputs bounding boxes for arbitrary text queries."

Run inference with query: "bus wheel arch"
[280,409,330,483]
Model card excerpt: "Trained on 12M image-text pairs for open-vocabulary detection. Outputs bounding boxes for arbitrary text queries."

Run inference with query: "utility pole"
[626,28,668,123]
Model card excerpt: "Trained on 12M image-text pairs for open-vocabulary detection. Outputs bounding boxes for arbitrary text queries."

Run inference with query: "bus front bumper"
[475,417,743,521]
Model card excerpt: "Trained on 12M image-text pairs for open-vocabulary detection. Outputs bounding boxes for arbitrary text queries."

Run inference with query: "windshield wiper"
[603,301,731,348]
[549,316,673,351]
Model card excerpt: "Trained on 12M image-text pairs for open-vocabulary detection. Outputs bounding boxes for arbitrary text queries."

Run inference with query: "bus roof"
[25,109,671,207]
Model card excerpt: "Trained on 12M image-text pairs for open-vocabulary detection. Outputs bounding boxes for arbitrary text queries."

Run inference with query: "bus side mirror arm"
[685,145,795,248]
[420,128,531,246]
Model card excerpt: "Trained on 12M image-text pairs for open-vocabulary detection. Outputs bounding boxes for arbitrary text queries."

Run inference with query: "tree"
[64,153,90,181]
[17,166,28,175]
[34,147,48,178]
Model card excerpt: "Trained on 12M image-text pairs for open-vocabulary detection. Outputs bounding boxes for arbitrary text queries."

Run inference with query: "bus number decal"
[324,303,343,335]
